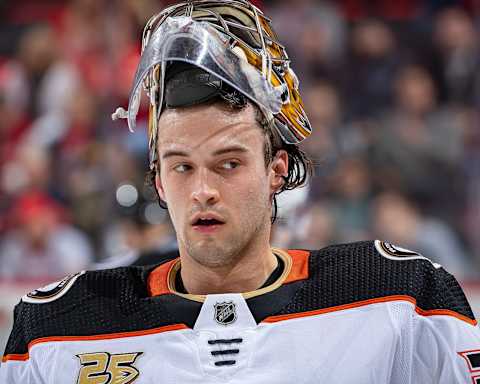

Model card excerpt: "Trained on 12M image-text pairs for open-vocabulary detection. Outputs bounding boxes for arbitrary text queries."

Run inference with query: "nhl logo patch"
[214,301,237,325]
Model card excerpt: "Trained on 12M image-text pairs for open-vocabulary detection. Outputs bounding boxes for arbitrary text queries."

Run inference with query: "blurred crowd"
[0,0,479,282]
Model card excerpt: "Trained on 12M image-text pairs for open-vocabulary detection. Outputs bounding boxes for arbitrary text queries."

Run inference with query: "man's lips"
[192,222,224,234]
[190,212,225,227]
[190,212,226,234]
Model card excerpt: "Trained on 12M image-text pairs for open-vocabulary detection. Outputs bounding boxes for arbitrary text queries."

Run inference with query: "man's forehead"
[158,125,259,155]
[157,103,262,152]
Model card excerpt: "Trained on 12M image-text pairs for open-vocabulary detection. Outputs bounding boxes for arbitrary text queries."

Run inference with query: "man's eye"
[221,161,240,170]
[173,164,191,173]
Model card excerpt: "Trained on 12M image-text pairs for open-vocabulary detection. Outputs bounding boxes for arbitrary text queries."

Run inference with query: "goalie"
[2,1,480,383]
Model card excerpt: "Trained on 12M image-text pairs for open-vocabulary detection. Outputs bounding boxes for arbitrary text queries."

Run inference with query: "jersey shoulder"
[19,264,150,306]
[280,240,475,323]
[3,263,166,358]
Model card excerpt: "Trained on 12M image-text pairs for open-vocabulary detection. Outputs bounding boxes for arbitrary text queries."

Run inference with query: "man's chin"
[185,239,237,268]
[189,238,222,253]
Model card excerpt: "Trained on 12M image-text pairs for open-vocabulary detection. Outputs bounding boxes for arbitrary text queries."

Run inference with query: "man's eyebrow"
[161,145,249,160]
[212,145,249,156]
[161,150,190,160]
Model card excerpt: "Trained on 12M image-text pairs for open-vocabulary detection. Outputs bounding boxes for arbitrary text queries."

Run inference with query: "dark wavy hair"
[146,94,313,223]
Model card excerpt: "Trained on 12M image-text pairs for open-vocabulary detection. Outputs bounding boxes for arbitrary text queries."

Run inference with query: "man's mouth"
[194,218,224,226]
[191,214,225,232]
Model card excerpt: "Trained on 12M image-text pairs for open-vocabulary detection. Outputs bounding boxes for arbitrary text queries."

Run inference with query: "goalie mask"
[113,0,312,170]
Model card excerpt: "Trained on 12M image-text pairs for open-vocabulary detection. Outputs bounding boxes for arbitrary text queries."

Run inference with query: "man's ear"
[155,172,167,202]
[270,150,288,194]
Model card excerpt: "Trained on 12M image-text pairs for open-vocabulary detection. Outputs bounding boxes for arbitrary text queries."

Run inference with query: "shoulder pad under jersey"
[275,240,476,325]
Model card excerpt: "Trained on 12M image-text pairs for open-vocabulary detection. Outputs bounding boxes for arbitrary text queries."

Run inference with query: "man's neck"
[178,244,278,295]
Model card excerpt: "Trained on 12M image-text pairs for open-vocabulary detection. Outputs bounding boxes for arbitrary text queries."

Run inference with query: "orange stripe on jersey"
[415,307,477,325]
[284,250,310,284]
[1,323,188,363]
[262,294,478,326]
[148,258,178,296]
[1,353,29,362]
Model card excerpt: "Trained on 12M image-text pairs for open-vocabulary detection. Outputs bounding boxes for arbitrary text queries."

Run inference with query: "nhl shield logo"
[214,301,237,325]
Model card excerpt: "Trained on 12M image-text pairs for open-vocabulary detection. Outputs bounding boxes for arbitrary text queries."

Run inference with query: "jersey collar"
[147,248,310,302]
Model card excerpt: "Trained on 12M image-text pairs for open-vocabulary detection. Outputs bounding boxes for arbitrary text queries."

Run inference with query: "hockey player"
[2,1,480,383]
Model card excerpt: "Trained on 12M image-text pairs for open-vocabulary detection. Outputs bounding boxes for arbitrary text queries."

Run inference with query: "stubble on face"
[157,103,273,270]
[182,184,270,269]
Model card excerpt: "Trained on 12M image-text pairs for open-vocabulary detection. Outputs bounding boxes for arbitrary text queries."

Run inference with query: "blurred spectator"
[0,71,31,167]
[1,144,51,197]
[373,64,467,217]
[4,23,79,119]
[0,192,93,280]
[431,7,480,105]
[22,75,99,155]
[269,0,347,83]
[60,0,112,95]
[59,0,145,100]
[372,191,474,280]
[302,80,342,162]
[328,157,373,242]
[462,108,480,262]
[61,143,114,251]
[344,19,400,118]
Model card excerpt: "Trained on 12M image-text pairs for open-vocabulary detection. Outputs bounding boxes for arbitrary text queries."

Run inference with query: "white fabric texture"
[2,296,480,383]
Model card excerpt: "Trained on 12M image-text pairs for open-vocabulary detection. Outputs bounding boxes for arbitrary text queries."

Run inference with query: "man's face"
[155,103,286,268]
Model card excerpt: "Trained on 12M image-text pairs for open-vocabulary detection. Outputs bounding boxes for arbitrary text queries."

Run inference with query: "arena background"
[0,0,480,350]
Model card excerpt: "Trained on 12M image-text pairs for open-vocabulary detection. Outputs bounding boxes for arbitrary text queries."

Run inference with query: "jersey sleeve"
[373,241,480,382]
[1,271,87,383]
[409,263,480,383]
[0,358,44,384]
[412,312,480,383]
[0,302,44,384]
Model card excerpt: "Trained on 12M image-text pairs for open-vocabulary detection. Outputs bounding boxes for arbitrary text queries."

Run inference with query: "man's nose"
[190,168,220,206]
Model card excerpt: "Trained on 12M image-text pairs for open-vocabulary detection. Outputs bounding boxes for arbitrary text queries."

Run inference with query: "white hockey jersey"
[1,240,480,383]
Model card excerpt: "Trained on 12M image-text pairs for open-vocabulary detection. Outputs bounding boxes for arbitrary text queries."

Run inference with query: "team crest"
[214,301,237,325]
[378,241,421,257]
[76,352,142,384]
[374,240,441,268]
[22,271,85,304]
